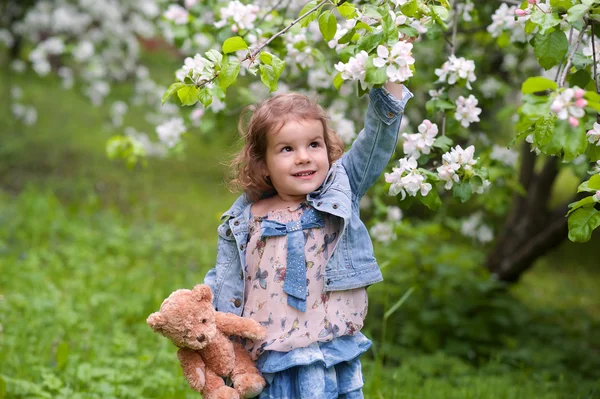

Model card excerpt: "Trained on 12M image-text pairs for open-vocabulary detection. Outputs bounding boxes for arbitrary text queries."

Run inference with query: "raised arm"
[341,83,413,201]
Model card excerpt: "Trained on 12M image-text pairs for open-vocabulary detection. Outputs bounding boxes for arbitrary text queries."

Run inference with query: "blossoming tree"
[3,0,600,282]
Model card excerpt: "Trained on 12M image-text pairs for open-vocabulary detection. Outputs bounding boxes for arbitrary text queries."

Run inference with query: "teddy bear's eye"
[202,318,207,323]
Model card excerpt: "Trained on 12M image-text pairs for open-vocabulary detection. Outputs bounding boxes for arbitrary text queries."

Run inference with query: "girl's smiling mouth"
[292,171,316,178]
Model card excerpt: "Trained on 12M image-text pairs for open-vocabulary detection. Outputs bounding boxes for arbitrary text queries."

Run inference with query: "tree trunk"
[485,143,573,282]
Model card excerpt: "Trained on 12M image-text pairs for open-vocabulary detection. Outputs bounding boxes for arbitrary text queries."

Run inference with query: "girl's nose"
[296,150,311,164]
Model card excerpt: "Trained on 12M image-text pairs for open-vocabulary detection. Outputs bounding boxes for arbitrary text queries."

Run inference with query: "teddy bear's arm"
[215,312,266,341]
[177,348,206,392]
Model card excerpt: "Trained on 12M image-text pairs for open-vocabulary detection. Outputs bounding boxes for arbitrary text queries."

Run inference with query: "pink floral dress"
[242,203,368,360]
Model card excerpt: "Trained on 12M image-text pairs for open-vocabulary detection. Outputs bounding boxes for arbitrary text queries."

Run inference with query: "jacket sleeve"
[341,85,413,201]
[203,266,218,308]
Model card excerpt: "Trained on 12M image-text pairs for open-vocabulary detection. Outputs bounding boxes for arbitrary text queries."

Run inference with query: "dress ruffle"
[255,334,372,399]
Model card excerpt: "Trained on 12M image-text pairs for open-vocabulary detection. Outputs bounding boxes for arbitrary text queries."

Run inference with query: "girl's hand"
[384,81,404,102]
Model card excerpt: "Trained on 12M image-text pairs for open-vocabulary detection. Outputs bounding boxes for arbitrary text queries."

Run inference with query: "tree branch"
[559,22,588,88]
[246,0,330,60]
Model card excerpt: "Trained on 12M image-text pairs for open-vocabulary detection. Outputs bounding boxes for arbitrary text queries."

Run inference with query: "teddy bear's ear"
[147,312,167,332]
[192,284,213,303]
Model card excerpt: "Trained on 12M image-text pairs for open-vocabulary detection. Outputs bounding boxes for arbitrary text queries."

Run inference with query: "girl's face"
[264,118,329,203]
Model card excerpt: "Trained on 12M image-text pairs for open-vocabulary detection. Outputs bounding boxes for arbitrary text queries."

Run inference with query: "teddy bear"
[147,284,266,399]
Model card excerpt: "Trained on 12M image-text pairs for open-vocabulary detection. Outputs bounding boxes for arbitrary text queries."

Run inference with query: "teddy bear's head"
[147,284,218,350]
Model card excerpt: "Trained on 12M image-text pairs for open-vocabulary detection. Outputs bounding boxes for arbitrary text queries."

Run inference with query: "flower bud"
[528,0,537,4]
[568,116,579,127]
[574,88,585,99]
[575,98,588,108]
[515,9,527,17]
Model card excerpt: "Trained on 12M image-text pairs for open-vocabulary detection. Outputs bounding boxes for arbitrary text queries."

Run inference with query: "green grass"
[1,51,599,398]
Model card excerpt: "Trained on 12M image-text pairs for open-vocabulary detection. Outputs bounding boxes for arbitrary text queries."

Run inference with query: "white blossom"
[435,54,477,89]
[455,94,481,128]
[373,42,414,83]
[370,222,396,244]
[587,122,600,145]
[164,5,189,25]
[385,157,432,199]
[214,1,260,32]
[387,206,403,222]
[487,3,528,43]
[330,111,356,145]
[334,51,368,85]
[156,117,186,148]
[550,87,587,127]
[490,144,518,167]
[402,119,438,159]
[460,212,494,243]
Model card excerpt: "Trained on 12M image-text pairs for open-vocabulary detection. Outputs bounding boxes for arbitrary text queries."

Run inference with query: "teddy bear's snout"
[196,334,206,343]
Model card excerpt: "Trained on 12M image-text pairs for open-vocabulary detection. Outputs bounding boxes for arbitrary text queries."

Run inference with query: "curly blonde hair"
[229,92,345,201]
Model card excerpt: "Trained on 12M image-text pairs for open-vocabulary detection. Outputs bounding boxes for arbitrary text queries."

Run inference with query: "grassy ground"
[1,53,599,398]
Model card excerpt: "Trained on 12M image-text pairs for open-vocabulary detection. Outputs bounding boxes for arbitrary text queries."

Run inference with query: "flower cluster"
[490,144,519,167]
[460,212,494,244]
[487,3,528,43]
[455,95,482,128]
[175,53,217,84]
[385,157,432,199]
[370,206,403,245]
[514,0,538,19]
[550,87,587,127]
[164,5,189,25]
[437,145,482,190]
[434,55,477,89]
[587,122,600,146]
[156,118,186,148]
[334,51,368,86]
[373,41,415,83]
[214,1,260,33]
[402,119,439,159]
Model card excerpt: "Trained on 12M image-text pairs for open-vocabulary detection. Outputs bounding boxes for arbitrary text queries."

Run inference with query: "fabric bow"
[260,207,324,312]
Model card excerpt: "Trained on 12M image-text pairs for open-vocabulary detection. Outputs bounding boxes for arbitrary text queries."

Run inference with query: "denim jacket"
[204,85,412,315]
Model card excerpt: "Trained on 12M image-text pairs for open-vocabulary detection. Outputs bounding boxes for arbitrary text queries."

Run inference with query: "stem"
[450,0,459,56]
[245,0,330,60]
[593,23,599,94]
[242,0,290,39]
[559,23,588,88]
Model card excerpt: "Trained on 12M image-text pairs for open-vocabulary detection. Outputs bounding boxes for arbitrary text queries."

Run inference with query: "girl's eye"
[281,146,293,152]
[310,142,320,148]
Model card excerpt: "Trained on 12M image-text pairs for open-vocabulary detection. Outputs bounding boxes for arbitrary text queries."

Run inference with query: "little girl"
[204,81,412,398]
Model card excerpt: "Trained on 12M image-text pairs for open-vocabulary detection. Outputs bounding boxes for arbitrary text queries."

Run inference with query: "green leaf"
[579,174,600,192]
[453,181,472,203]
[431,5,449,21]
[567,4,590,23]
[398,25,420,38]
[586,100,600,112]
[357,32,384,53]
[533,115,556,147]
[334,72,344,90]
[338,28,357,45]
[337,2,356,19]
[299,1,319,27]
[365,57,387,85]
[205,49,223,65]
[521,76,558,94]
[319,10,337,41]
[218,59,240,90]
[198,87,212,108]
[401,0,418,17]
[568,69,592,89]
[432,135,454,152]
[530,9,562,35]
[222,36,248,54]
[419,188,442,211]
[533,30,568,70]
[177,85,200,106]
[550,0,574,10]
[568,207,600,242]
[563,122,588,162]
[363,5,382,19]
[260,64,278,92]
[56,341,69,370]
[588,143,600,162]
[584,91,600,102]
[259,51,286,77]
[162,82,186,105]
[567,196,596,215]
